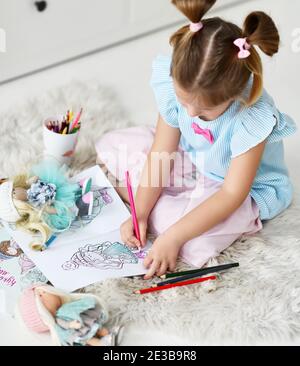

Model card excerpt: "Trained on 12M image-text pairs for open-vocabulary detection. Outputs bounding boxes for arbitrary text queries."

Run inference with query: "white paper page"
[4,226,150,292]
[3,166,150,291]
[65,165,131,239]
[0,227,22,317]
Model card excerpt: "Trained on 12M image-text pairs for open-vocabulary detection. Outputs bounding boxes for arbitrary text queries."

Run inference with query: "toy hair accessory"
[234,38,251,59]
[27,180,57,208]
[189,21,204,33]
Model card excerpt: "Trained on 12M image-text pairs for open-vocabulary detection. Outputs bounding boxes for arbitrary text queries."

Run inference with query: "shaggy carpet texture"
[0,81,299,345]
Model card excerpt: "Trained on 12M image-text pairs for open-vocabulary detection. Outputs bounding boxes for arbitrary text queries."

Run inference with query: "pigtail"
[171,0,217,23]
[170,0,217,47]
[242,12,280,106]
[243,11,280,56]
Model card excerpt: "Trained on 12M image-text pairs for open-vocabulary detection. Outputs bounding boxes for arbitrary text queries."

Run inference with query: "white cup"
[43,115,80,166]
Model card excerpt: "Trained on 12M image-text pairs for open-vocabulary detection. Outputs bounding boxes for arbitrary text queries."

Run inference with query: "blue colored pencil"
[45,235,57,248]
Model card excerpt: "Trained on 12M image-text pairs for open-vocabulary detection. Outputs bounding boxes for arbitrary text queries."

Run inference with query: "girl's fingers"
[168,260,177,273]
[143,253,153,269]
[121,220,139,247]
[124,235,140,248]
[128,236,141,248]
[120,226,135,246]
[121,218,149,249]
[156,261,168,277]
[120,230,130,245]
[144,260,160,280]
[120,224,131,241]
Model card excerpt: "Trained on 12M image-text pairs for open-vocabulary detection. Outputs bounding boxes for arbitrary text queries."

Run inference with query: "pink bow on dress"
[233,38,251,59]
[191,122,214,144]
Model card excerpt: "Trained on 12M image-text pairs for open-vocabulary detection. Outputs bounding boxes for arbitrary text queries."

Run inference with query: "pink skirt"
[95,126,262,268]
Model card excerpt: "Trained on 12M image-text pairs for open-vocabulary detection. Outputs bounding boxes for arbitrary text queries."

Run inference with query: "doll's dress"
[54,297,106,346]
[101,242,138,264]
[30,161,80,232]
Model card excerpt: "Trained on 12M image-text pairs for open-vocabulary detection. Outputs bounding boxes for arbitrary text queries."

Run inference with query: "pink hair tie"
[190,21,204,33]
[234,38,251,59]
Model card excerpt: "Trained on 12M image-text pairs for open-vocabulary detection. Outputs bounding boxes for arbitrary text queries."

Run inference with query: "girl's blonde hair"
[13,174,52,250]
[170,0,280,106]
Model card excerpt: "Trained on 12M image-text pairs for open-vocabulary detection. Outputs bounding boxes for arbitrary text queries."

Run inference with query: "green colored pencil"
[160,263,239,280]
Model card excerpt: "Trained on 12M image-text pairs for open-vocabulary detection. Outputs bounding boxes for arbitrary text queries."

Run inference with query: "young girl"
[96,0,297,279]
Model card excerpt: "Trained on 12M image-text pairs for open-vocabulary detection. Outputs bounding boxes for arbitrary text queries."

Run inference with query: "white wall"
[0,0,247,83]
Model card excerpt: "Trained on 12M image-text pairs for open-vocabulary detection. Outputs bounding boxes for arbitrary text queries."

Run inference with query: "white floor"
[0,0,299,346]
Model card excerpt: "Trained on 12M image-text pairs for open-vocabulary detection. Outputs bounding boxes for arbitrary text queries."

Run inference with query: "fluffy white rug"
[1,81,299,345]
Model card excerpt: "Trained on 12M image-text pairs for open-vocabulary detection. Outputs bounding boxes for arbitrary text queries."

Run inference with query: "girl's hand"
[120,216,148,249]
[143,233,183,279]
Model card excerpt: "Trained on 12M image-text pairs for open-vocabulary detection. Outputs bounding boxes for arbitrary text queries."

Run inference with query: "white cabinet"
[0,0,240,83]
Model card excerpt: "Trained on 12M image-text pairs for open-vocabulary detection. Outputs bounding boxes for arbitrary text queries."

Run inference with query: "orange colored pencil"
[134,275,216,295]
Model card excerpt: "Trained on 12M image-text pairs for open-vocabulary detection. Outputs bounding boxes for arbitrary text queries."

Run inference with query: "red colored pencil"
[134,275,216,295]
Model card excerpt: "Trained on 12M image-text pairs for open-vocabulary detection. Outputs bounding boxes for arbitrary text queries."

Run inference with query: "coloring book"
[2,166,151,292]
[0,224,47,317]
[0,225,22,317]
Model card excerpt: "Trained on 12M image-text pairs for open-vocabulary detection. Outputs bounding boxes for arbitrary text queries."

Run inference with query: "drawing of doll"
[99,188,113,205]
[62,241,138,271]
[17,252,49,289]
[0,239,23,261]
[71,187,113,230]
[0,237,48,288]
[20,267,48,289]
[18,253,36,274]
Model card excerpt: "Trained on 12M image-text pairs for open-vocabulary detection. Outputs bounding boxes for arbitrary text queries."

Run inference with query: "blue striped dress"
[150,54,297,220]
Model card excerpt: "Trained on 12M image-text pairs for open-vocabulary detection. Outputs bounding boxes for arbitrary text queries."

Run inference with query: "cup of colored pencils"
[43,109,83,165]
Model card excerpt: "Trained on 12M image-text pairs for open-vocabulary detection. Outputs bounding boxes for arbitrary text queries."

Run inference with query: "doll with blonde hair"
[0,161,80,251]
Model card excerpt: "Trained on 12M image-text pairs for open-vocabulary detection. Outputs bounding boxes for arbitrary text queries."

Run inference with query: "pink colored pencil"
[125,171,141,245]
[69,108,83,132]
[134,275,217,294]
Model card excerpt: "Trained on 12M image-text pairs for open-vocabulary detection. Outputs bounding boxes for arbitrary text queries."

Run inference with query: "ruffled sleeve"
[230,90,297,158]
[149,54,179,128]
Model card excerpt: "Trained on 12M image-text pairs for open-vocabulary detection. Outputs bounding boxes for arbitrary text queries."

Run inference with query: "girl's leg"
[96,126,158,204]
[149,176,262,268]
[96,126,197,209]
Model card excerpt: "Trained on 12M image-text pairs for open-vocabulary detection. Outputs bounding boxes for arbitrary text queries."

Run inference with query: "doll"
[18,284,120,346]
[0,161,93,251]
